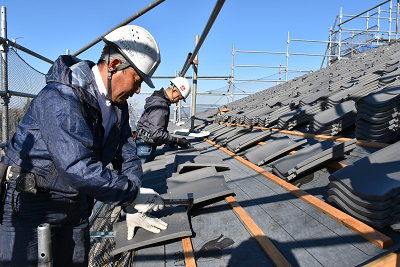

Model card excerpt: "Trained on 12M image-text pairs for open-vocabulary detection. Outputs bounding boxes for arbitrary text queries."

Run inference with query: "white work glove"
[129,187,165,213]
[126,211,168,240]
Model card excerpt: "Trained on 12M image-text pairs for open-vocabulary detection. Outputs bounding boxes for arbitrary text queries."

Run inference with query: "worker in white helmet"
[0,25,168,266]
[136,77,192,163]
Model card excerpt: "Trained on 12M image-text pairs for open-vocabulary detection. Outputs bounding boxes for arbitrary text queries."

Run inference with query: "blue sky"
[2,0,395,109]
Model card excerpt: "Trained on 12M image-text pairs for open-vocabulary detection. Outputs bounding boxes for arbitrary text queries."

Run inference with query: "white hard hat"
[170,77,191,102]
[102,25,161,88]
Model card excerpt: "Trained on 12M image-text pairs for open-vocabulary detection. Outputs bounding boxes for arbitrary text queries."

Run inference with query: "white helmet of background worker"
[170,77,192,102]
[101,25,161,91]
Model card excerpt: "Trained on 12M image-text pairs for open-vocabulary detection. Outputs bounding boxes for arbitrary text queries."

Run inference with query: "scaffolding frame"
[227,0,400,103]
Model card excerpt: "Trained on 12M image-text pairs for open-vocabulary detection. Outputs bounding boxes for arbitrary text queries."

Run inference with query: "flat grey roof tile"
[111,207,191,257]
[163,175,234,205]
[167,166,218,188]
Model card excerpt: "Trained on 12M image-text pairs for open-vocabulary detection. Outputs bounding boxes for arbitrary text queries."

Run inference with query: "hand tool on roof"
[163,193,194,212]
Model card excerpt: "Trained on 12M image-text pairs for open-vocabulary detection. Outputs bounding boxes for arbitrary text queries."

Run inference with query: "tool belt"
[0,160,38,196]
[0,159,38,223]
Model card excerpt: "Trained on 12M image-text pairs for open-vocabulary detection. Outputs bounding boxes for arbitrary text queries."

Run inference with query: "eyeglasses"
[171,84,184,100]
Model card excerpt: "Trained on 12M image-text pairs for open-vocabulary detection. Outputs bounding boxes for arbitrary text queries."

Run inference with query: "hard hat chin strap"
[170,95,179,103]
[170,85,181,103]
[105,45,131,99]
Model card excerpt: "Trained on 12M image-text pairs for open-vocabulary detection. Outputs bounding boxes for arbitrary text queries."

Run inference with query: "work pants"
[136,139,156,164]
[0,183,90,267]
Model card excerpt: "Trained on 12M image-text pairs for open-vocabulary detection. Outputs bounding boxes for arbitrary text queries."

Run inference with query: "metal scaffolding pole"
[175,0,225,129]
[286,32,290,81]
[1,6,9,143]
[179,0,226,76]
[0,36,53,64]
[230,43,235,103]
[378,6,381,46]
[72,0,166,56]
[397,0,400,39]
[338,7,343,60]
[337,0,391,26]
[390,1,393,42]
[190,35,199,131]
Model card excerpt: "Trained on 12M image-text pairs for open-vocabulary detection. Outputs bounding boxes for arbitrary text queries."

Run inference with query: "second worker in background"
[135,77,192,163]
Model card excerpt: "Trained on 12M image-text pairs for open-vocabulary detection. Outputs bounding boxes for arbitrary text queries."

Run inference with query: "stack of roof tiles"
[258,105,293,128]
[328,140,400,229]
[202,122,226,133]
[244,136,307,166]
[276,102,325,130]
[225,128,272,153]
[355,79,400,143]
[207,125,237,141]
[242,106,271,126]
[214,126,252,146]
[271,139,357,181]
[308,100,357,135]
[325,82,359,108]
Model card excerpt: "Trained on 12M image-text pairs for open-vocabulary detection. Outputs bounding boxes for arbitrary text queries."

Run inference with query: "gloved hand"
[129,187,165,213]
[169,142,177,148]
[126,211,168,240]
[177,137,191,148]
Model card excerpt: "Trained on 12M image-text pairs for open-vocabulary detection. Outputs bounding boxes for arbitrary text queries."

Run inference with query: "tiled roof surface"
[125,40,400,266]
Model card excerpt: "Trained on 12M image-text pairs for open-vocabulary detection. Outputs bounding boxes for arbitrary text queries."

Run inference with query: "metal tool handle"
[164,199,190,205]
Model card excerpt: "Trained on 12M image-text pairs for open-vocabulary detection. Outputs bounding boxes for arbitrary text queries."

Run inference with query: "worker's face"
[112,67,143,104]
[171,88,184,103]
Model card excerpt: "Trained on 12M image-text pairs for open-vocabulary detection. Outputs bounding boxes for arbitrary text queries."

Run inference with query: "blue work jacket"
[5,55,142,206]
[136,88,178,146]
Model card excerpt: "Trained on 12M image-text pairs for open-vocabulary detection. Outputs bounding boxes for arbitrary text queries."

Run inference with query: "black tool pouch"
[0,162,9,200]
[15,172,37,194]
[0,161,9,222]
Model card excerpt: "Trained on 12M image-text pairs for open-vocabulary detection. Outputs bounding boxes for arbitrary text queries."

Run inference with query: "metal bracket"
[0,41,9,53]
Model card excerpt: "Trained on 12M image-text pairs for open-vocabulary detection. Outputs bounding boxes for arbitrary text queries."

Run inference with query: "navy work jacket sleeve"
[146,102,177,146]
[30,82,141,205]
